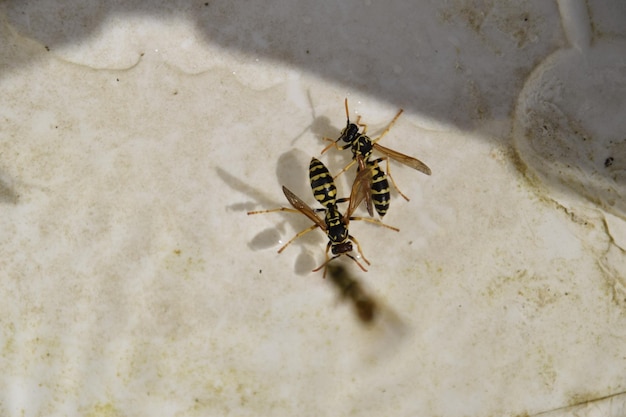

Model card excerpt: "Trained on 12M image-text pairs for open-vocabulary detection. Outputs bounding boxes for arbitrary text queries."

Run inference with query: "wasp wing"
[281,186,327,232]
[355,156,374,217]
[344,165,373,220]
[373,143,432,175]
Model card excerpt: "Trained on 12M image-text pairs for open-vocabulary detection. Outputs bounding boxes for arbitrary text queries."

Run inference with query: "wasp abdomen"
[309,157,337,208]
[369,160,391,217]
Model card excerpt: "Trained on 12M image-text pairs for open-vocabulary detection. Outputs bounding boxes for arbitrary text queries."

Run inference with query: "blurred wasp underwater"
[326,263,377,324]
[247,157,399,276]
[321,98,431,218]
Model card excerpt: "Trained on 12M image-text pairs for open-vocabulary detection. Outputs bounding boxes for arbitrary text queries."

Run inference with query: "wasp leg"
[247,207,299,215]
[371,109,404,145]
[312,241,334,278]
[278,223,321,253]
[355,115,369,135]
[312,253,368,276]
[320,137,352,155]
[247,207,323,253]
[347,215,400,232]
[347,234,371,266]
[331,159,357,180]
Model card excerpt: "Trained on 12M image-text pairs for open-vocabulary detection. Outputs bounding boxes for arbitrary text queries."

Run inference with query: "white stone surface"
[0,1,624,416]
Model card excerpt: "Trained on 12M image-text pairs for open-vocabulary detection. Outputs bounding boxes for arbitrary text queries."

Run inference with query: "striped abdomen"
[368,160,390,217]
[309,157,337,208]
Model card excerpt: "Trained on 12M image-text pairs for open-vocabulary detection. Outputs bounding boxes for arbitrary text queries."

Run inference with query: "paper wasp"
[247,158,398,276]
[321,98,431,217]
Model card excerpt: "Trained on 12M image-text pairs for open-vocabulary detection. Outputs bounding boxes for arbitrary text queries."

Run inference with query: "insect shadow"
[289,89,338,148]
[216,149,325,275]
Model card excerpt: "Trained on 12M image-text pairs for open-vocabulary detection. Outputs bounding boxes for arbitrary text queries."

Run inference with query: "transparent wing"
[373,143,432,175]
[345,164,373,220]
[356,156,374,216]
[281,186,327,232]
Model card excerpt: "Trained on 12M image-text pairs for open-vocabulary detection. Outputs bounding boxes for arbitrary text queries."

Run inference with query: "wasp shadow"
[326,262,406,334]
[289,90,336,148]
[216,149,331,275]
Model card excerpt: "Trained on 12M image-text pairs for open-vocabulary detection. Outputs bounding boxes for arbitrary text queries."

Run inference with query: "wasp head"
[331,241,353,255]
[339,122,360,144]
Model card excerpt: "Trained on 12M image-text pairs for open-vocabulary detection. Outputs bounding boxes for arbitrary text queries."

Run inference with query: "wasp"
[321,98,431,217]
[247,157,398,276]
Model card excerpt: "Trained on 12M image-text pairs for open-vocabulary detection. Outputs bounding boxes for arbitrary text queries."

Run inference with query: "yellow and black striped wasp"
[321,98,431,218]
[247,157,398,276]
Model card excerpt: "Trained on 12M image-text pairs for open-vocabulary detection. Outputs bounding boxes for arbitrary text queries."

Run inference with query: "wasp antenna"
[312,255,339,276]
[347,254,368,272]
